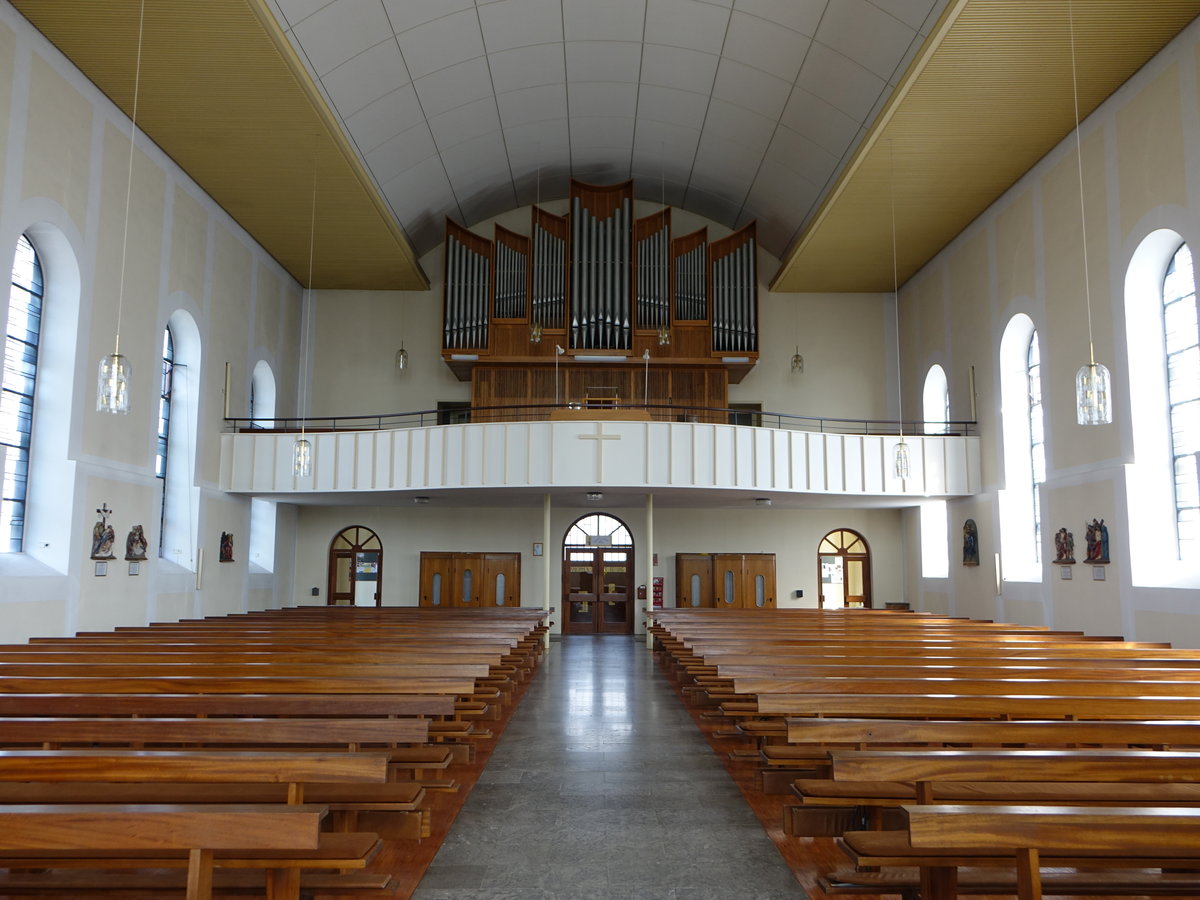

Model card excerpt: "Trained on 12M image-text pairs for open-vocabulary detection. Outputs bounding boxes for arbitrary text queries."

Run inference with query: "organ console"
[442,179,759,418]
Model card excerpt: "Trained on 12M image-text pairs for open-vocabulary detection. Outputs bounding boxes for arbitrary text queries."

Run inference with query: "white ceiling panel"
[639,44,720,93]
[730,0,824,37]
[634,85,709,129]
[682,185,742,225]
[721,10,811,83]
[567,82,639,119]
[489,43,567,94]
[344,84,425,154]
[365,121,437,184]
[321,38,410,118]
[562,0,648,43]
[428,97,503,150]
[274,0,333,29]
[478,0,564,54]
[263,0,955,253]
[816,0,918,81]
[711,57,793,122]
[795,41,887,122]
[700,99,776,154]
[289,0,392,76]
[412,57,494,120]
[764,125,838,181]
[565,41,644,84]
[869,0,942,32]
[644,0,730,55]
[569,116,637,152]
[632,120,702,164]
[381,0,476,34]
[497,84,569,129]
[395,9,486,81]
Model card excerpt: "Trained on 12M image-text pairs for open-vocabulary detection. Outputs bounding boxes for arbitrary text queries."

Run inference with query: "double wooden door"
[418,552,520,608]
[563,547,633,634]
[675,552,776,609]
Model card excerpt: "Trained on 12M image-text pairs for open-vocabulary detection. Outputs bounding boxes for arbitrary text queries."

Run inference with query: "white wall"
[293,502,905,635]
[900,15,1200,646]
[0,3,300,640]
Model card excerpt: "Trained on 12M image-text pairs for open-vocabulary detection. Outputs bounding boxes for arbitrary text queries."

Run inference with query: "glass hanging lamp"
[1066,0,1113,425]
[97,0,146,415]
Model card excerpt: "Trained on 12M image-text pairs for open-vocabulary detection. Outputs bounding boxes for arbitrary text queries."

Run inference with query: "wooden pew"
[835,804,1200,900]
[0,802,336,900]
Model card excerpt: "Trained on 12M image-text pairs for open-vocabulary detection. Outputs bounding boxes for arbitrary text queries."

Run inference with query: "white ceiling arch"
[269,0,949,257]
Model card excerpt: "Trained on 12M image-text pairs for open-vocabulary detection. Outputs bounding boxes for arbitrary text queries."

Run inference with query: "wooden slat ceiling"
[771,0,1200,292]
[11,0,429,291]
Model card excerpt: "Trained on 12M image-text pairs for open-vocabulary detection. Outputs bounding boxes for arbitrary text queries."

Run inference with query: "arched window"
[248,361,277,571]
[1027,332,1046,561]
[998,313,1043,580]
[922,364,949,435]
[1161,244,1200,554]
[156,327,174,553]
[0,236,43,552]
[159,310,200,568]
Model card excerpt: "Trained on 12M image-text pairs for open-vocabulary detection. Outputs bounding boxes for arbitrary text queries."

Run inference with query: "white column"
[543,493,552,648]
[644,492,655,648]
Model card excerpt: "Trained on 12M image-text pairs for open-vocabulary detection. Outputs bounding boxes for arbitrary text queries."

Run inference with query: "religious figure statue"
[962,519,979,566]
[1085,518,1110,564]
[90,505,115,560]
[1053,527,1074,564]
[124,524,148,561]
[219,531,234,563]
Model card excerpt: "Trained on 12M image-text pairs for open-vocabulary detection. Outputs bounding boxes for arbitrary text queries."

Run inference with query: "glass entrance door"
[563,548,633,634]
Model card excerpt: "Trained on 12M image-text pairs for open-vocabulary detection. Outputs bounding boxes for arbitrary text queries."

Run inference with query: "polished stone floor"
[412,635,809,900]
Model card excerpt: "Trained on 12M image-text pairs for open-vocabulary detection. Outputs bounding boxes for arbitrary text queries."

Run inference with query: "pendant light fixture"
[293,147,318,478]
[1067,0,1112,425]
[790,347,804,373]
[97,0,148,415]
[890,143,909,480]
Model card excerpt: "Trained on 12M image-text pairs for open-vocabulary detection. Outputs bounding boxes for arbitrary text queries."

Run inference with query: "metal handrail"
[226,404,977,438]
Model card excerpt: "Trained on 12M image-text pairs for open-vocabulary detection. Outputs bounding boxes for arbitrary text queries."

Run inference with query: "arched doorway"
[562,513,634,635]
[817,529,871,609]
[327,525,383,607]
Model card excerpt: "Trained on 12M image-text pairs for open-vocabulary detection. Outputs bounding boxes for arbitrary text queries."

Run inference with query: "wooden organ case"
[442,179,759,420]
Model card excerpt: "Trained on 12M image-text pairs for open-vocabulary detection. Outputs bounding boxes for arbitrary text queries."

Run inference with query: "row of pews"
[0,605,549,899]
[650,607,1200,900]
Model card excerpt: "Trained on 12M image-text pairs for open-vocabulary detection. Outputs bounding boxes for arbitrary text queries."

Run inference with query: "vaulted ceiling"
[12,0,1200,292]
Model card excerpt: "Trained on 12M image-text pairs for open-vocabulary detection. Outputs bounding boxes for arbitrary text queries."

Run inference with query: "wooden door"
[564,548,599,634]
[329,551,355,606]
[419,552,457,608]
[844,556,870,608]
[562,548,633,633]
[326,526,383,607]
[712,554,744,609]
[596,548,632,633]
[481,553,520,607]
[456,554,483,607]
[817,529,872,610]
[743,553,776,609]
[675,553,713,608]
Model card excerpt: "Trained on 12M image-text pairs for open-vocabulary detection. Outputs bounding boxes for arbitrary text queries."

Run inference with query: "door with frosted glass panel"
[674,554,713,607]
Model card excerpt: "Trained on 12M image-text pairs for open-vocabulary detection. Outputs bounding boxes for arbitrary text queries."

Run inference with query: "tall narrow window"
[922,364,949,435]
[1162,244,1200,556]
[157,327,174,555]
[0,236,43,552]
[999,314,1042,580]
[1027,332,1046,561]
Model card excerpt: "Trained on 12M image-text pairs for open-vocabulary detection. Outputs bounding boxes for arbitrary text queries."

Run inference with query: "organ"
[442,179,759,418]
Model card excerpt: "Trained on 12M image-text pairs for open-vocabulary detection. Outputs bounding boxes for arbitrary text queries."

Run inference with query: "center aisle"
[412,635,807,900]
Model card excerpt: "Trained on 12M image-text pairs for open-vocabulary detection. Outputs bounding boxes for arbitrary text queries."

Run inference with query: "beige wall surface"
[0,4,299,641]
[292,503,904,634]
[905,15,1200,647]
